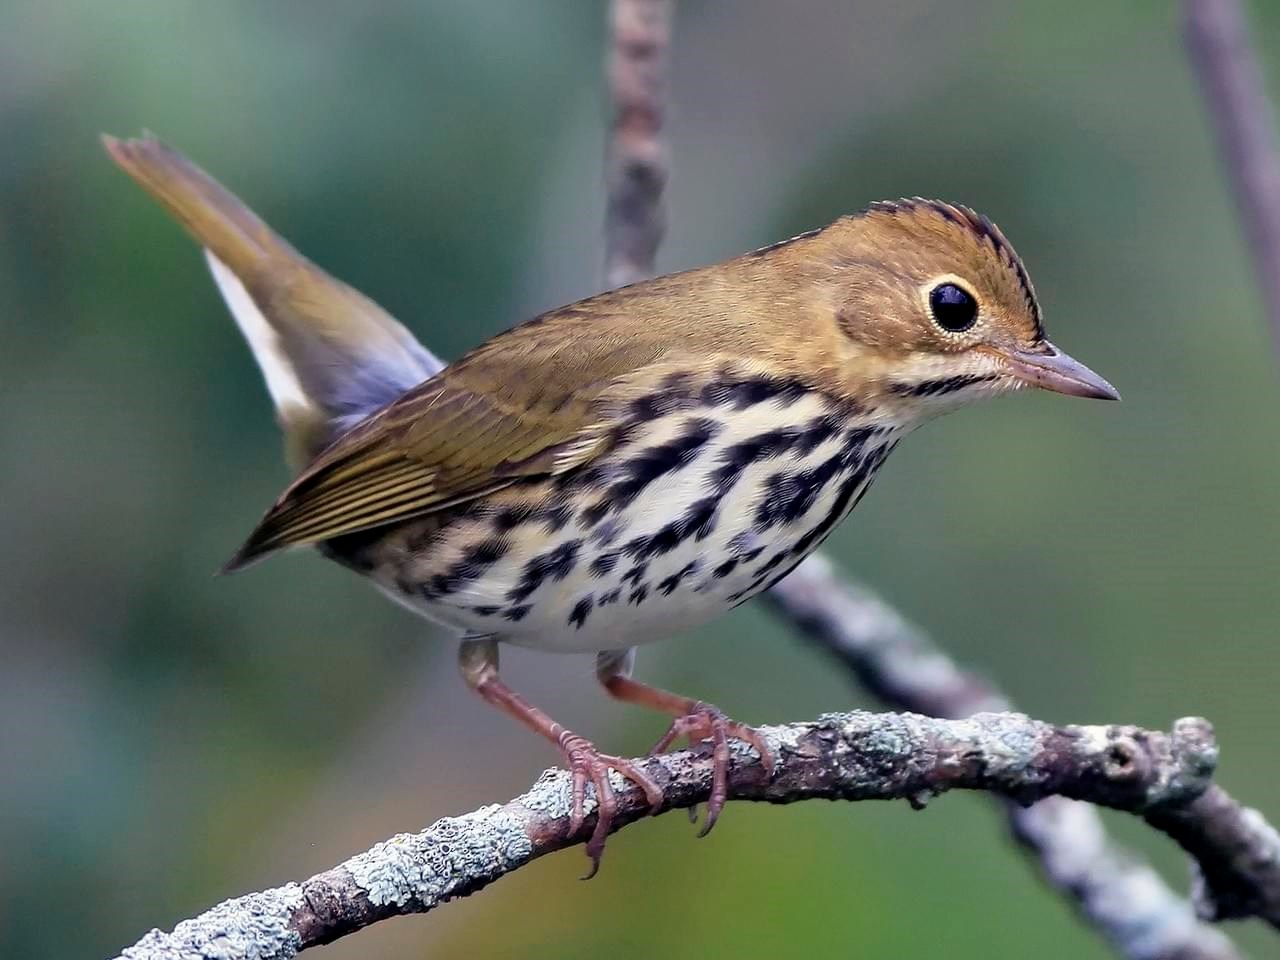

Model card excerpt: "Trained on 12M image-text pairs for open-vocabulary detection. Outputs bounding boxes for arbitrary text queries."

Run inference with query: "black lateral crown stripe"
[865,198,1044,341]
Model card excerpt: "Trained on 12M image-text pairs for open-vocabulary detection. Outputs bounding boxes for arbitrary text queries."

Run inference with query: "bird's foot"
[556,731,663,878]
[649,702,774,836]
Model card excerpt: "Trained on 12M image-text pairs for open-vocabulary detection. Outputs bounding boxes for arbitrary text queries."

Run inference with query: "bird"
[103,133,1119,874]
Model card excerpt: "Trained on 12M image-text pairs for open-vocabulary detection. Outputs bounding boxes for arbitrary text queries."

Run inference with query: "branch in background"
[603,0,672,289]
[768,555,1280,943]
[1184,0,1280,352]
[596,0,1259,954]
[115,710,1223,960]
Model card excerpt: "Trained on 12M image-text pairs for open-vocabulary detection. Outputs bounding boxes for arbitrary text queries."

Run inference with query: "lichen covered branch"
[765,554,1254,959]
[115,709,1222,960]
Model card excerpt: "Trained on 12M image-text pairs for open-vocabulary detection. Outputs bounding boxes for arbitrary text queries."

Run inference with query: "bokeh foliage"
[2,2,1278,957]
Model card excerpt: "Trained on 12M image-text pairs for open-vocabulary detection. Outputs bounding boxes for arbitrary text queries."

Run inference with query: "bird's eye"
[928,282,978,333]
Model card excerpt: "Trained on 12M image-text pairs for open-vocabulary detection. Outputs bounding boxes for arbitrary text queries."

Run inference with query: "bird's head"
[810,199,1118,423]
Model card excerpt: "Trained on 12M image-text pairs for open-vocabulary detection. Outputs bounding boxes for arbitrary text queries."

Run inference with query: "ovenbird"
[104,134,1118,873]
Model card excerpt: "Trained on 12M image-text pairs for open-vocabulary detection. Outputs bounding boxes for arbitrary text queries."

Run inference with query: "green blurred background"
[2,1,1277,957]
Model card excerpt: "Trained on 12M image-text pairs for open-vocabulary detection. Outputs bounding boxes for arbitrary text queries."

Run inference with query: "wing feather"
[222,286,737,571]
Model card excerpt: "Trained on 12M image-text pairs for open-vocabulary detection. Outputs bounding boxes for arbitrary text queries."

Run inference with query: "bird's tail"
[102,134,442,469]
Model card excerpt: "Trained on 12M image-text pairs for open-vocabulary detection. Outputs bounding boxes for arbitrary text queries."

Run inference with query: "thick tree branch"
[116,709,1224,959]
[1184,0,1280,353]
[768,555,1280,944]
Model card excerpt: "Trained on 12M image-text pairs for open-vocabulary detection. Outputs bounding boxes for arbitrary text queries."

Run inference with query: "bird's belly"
[356,397,899,654]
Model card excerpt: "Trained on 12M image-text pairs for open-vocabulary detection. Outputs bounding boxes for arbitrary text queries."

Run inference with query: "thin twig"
[114,710,1223,959]
[1184,0,1280,353]
[604,0,672,289]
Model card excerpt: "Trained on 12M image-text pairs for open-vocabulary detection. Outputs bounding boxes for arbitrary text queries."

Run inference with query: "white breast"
[393,392,901,654]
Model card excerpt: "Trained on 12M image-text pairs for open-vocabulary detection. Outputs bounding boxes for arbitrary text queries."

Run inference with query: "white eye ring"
[921,274,980,334]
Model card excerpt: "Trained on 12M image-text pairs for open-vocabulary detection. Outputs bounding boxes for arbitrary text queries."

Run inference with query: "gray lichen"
[116,884,304,960]
[344,804,533,908]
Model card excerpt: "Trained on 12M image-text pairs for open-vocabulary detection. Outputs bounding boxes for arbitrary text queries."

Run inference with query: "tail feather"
[103,133,443,469]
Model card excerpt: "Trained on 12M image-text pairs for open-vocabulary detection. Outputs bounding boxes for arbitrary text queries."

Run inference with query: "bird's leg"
[458,637,663,876]
[595,649,774,837]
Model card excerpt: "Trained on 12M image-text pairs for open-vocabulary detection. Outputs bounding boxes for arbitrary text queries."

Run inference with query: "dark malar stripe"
[890,374,997,398]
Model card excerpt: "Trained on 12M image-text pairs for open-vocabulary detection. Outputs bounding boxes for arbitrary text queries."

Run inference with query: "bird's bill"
[986,342,1121,401]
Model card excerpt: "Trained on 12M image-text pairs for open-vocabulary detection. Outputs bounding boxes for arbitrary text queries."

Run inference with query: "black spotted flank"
[795,414,841,456]
[492,503,536,531]
[620,562,649,586]
[503,603,532,622]
[890,374,997,398]
[507,539,582,604]
[419,536,510,599]
[569,596,593,630]
[657,561,699,596]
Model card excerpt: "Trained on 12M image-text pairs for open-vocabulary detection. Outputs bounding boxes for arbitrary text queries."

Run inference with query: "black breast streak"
[788,439,897,557]
[709,426,806,497]
[728,433,897,603]
[621,493,720,563]
[587,515,624,547]
[590,550,621,577]
[620,561,649,585]
[753,445,847,530]
[795,414,841,456]
[579,416,720,528]
[506,539,582,604]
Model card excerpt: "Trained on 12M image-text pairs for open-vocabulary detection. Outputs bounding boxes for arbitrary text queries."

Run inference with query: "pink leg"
[596,650,774,837]
[459,638,662,877]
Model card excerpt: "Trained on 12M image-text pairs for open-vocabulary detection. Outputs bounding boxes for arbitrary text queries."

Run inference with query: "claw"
[649,702,773,836]
[556,732,663,877]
